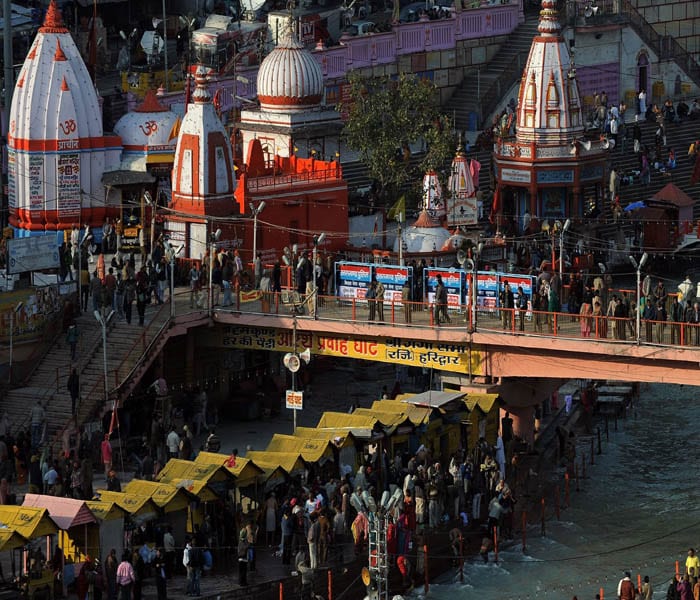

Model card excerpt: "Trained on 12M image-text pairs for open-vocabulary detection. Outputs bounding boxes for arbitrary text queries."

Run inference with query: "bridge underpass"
[109,289,700,411]
[187,309,700,387]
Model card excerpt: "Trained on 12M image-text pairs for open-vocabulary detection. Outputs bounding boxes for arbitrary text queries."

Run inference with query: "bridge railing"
[221,290,700,348]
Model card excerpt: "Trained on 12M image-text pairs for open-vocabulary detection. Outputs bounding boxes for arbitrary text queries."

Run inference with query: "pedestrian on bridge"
[66,321,79,360]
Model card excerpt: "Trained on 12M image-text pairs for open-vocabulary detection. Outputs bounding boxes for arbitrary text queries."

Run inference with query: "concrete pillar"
[505,405,535,446]
[185,330,195,386]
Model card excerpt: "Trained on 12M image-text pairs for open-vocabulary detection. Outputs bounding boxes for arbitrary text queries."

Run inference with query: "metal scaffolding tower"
[367,512,389,600]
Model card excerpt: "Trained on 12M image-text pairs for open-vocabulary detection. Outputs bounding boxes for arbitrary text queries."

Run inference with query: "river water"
[427,383,696,600]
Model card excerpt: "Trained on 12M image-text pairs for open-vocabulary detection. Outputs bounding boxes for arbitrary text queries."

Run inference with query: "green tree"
[339,71,454,206]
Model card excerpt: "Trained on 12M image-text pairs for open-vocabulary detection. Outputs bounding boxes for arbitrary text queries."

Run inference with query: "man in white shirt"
[166,427,180,459]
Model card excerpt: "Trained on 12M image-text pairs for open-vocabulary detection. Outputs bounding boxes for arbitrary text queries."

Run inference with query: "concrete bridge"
[166,290,700,392]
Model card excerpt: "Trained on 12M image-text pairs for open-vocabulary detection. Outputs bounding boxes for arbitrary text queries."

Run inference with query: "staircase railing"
[478,53,524,128]
[51,301,172,457]
[619,0,700,89]
[112,305,175,401]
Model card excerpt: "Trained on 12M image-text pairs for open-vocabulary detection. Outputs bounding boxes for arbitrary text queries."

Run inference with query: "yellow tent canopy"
[464,393,501,414]
[351,408,413,429]
[194,452,265,487]
[245,451,306,475]
[123,480,192,513]
[0,506,58,539]
[94,490,160,519]
[168,479,218,501]
[266,434,335,464]
[293,427,358,449]
[85,501,127,522]
[157,459,236,486]
[370,400,433,426]
[0,528,29,551]
[316,411,386,432]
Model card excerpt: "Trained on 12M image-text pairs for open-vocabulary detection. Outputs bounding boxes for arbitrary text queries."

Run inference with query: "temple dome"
[114,89,178,151]
[256,19,323,112]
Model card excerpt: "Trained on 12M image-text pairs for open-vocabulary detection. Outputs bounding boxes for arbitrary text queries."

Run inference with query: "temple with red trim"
[7,0,121,234]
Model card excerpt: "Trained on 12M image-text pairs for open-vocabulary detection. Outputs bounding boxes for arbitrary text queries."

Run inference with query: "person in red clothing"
[101,434,112,477]
[617,571,636,600]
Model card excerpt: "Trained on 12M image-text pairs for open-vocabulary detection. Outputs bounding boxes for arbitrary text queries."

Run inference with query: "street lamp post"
[559,219,571,284]
[251,201,266,265]
[167,242,184,318]
[470,242,483,331]
[144,191,156,261]
[8,301,23,384]
[629,252,648,344]
[397,213,404,266]
[209,228,221,317]
[312,232,326,319]
[94,310,115,406]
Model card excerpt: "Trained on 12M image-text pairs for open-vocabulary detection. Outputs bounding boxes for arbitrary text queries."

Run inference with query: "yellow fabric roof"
[124,480,191,513]
[0,529,29,551]
[371,400,433,425]
[194,452,264,487]
[94,490,160,518]
[464,393,501,414]
[194,453,288,485]
[85,501,127,522]
[351,408,410,428]
[157,459,235,485]
[293,427,357,449]
[168,479,218,501]
[0,506,58,539]
[316,412,383,430]
[266,434,334,463]
[245,451,306,475]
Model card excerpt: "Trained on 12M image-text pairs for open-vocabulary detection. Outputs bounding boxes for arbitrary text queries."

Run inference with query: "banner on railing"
[338,262,535,309]
[335,262,412,304]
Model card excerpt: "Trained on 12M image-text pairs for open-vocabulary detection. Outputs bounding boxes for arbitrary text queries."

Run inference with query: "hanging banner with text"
[199,326,483,375]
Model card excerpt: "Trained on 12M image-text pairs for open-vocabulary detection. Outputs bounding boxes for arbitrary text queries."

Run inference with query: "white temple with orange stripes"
[7,0,121,234]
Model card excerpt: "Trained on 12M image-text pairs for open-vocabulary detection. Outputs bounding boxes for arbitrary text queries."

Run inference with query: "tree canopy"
[338,71,454,206]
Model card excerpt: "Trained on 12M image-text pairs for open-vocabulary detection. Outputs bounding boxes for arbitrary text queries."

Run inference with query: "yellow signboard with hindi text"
[200,325,483,375]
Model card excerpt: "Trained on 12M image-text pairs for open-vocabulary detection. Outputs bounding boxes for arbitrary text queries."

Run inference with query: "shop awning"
[317,411,388,433]
[266,434,335,464]
[464,393,502,414]
[157,459,236,486]
[23,494,97,530]
[371,399,434,426]
[0,506,58,539]
[350,408,413,430]
[85,501,127,522]
[399,390,467,409]
[102,170,155,186]
[123,480,192,513]
[293,427,358,449]
[169,479,218,502]
[245,451,307,476]
[0,528,29,551]
[194,452,265,487]
[94,490,160,519]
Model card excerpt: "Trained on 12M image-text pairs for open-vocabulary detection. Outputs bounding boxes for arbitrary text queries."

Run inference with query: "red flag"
[489,188,500,223]
[108,401,119,437]
[691,152,700,185]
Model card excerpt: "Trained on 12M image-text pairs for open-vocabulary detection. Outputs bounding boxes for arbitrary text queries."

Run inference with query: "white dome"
[257,20,323,112]
[114,90,178,151]
[393,211,451,254]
